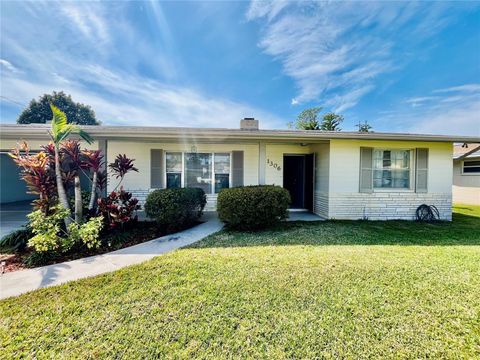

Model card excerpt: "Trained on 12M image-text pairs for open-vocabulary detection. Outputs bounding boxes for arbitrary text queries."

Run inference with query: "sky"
[1,1,479,135]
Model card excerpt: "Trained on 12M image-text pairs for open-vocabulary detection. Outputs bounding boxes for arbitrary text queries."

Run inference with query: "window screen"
[373,149,411,189]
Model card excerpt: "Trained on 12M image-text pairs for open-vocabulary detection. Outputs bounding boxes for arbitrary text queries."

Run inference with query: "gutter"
[1,124,480,143]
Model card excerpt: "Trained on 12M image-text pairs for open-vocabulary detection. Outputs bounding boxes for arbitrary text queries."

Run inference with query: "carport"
[0,153,34,237]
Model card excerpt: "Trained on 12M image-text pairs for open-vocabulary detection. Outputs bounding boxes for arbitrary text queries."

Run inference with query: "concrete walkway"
[0,213,223,300]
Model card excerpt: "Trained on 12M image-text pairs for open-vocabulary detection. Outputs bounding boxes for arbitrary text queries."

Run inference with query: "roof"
[453,143,480,160]
[1,124,480,143]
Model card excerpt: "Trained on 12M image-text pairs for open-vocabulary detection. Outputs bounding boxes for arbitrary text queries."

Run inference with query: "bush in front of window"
[217,185,291,230]
[144,188,207,232]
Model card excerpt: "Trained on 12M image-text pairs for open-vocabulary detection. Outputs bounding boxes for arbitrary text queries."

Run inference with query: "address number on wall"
[267,158,282,171]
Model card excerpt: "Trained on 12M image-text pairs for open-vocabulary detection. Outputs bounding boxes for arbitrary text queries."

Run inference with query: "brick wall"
[328,192,452,220]
[313,191,328,219]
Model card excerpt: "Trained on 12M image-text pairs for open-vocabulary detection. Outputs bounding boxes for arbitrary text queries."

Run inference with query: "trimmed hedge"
[217,185,291,230]
[144,188,207,232]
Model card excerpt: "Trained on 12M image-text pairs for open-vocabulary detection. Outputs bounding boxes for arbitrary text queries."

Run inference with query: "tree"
[288,107,322,130]
[17,91,99,125]
[49,104,93,226]
[357,121,373,133]
[320,112,343,131]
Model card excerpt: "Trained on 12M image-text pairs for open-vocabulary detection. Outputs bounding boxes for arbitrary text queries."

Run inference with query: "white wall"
[452,159,480,205]
[327,140,453,220]
[265,144,311,185]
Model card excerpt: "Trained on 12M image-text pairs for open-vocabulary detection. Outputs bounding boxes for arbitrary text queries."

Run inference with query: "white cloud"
[0,59,19,73]
[247,1,465,111]
[0,1,284,129]
[381,83,480,136]
[433,84,480,94]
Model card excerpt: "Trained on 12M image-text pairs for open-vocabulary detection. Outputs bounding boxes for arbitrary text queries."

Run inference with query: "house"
[1,119,479,220]
[453,143,480,205]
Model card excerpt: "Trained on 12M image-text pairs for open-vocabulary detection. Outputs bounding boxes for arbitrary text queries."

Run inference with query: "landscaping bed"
[1,205,479,358]
[0,220,200,273]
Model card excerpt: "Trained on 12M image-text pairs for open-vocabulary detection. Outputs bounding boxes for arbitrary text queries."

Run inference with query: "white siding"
[452,159,480,205]
[311,142,329,218]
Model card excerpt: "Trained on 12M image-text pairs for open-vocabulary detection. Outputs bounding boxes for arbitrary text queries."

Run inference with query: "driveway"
[0,201,31,238]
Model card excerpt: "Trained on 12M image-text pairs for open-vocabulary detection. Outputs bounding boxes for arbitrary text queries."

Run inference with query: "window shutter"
[231,151,244,187]
[359,147,373,193]
[415,148,428,193]
[150,149,164,189]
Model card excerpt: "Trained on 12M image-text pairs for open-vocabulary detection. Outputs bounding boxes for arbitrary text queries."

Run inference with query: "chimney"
[240,117,259,130]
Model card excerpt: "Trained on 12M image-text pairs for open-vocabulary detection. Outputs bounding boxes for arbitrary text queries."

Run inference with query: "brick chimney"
[240,117,259,130]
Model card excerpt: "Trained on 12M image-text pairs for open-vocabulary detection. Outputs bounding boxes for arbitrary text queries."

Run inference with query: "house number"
[267,158,281,171]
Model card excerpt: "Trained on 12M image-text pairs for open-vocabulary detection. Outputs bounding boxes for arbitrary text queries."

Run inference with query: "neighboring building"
[1,119,479,220]
[453,143,480,205]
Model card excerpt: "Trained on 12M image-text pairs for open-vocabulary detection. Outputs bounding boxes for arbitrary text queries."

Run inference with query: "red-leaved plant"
[97,187,140,229]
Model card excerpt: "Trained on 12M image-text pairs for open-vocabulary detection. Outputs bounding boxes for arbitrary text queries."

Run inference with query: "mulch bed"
[1,221,199,274]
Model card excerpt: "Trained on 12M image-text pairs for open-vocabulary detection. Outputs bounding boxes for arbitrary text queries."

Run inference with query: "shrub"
[97,187,140,229]
[144,188,206,232]
[217,185,290,230]
[27,206,73,252]
[24,251,60,267]
[68,216,104,249]
[0,227,32,252]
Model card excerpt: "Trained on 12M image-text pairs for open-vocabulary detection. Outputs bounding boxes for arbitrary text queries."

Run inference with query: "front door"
[283,155,305,208]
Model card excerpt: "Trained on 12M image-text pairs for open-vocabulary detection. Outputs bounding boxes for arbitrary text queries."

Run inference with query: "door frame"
[283,153,315,210]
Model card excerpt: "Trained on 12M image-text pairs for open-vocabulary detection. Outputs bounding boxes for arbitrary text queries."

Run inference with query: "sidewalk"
[0,213,222,300]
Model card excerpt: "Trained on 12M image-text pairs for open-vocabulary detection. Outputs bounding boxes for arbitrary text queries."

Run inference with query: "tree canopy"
[320,112,343,131]
[357,121,373,133]
[17,91,99,125]
[289,107,344,131]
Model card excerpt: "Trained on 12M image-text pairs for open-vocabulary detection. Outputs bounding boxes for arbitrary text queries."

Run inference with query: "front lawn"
[1,205,480,358]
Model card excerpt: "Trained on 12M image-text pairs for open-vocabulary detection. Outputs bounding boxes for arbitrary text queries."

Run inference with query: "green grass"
[1,205,480,358]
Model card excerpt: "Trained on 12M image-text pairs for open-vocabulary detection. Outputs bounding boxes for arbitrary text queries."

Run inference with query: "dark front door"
[283,155,305,208]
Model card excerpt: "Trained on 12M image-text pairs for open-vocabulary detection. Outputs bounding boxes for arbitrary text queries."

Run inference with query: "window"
[166,152,182,188]
[463,160,480,174]
[185,153,212,193]
[214,153,230,193]
[373,149,411,189]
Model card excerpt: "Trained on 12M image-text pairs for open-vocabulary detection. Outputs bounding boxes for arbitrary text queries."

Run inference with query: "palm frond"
[78,129,94,144]
[50,104,67,141]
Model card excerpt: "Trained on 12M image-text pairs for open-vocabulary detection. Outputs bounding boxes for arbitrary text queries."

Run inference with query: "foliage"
[357,121,373,132]
[217,185,290,230]
[2,209,479,358]
[288,107,322,130]
[17,91,99,125]
[9,142,57,212]
[109,154,139,179]
[68,216,104,249]
[144,188,206,232]
[23,251,60,267]
[68,191,91,216]
[289,107,344,131]
[320,112,343,131]
[97,187,140,229]
[27,206,73,252]
[0,227,32,252]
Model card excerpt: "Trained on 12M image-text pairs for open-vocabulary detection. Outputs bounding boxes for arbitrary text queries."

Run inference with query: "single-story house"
[453,143,480,205]
[1,118,479,220]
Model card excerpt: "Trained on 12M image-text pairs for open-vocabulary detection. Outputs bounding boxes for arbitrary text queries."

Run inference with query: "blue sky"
[1,1,479,135]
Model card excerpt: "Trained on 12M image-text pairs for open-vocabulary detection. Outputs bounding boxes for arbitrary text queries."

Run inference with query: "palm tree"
[81,149,104,211]
[49,104,93,226]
